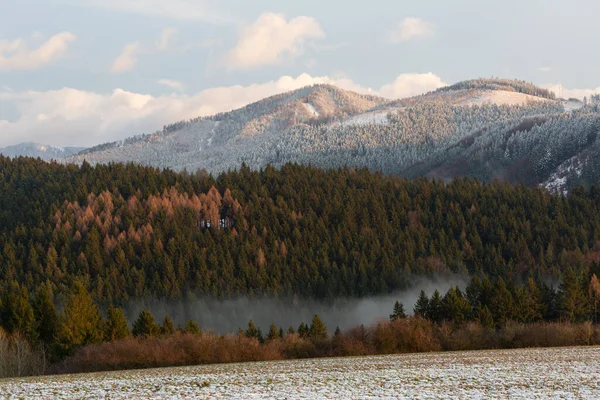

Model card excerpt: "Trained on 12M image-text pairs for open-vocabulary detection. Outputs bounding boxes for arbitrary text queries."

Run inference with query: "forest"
[1,156,600,375]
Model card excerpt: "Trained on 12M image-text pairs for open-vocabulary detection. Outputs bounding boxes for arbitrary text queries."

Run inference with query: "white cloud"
[158,79,184,91]
[0,32,76,71]
[379,73,447,99]
[155,28,177,51]
[541,83,600,100]
[388,17,435,44]
[224,13,325,70]
[67,0,231,23]
[110,42,140,73]
[0,72,446,147]
[539,67,552,73]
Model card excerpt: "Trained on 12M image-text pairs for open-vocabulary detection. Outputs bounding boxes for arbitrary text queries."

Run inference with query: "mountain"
[64,78,600,192]
[0,142,85,160]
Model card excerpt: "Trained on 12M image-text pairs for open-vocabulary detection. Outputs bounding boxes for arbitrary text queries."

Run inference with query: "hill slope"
[0,143,85,160]
[64,78,600,192]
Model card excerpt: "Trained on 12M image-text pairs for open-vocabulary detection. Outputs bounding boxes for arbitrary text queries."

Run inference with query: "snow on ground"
[338,110,389,127]
[563,100,584,112]
[2,347,599,399]
[541,153,587,194]
[464,90,548,107]
[304,103,320,117]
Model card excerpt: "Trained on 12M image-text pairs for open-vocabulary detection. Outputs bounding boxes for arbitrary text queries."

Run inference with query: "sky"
[0,0,599,147]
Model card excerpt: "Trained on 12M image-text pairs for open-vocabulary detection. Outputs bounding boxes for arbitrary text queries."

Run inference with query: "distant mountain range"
[5,78,600,193]
[0,143,86,161]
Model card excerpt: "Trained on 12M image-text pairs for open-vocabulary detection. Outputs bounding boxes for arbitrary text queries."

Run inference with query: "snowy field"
[1,347,599,399]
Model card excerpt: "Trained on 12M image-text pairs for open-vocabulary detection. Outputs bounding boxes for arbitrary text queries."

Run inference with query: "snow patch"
[464,90,548,107]
[304,103,319,117]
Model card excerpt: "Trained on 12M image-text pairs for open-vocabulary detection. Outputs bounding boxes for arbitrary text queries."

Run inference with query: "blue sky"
[0,0,599,147]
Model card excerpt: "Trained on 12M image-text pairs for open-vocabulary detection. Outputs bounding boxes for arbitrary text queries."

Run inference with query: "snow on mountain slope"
[0,143,85,160]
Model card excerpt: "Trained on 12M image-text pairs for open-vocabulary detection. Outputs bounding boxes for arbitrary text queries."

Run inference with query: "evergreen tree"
[558,268,589,322]
[390,301,407,321]
[476,305,495,329]
[0,282,37,342]
[297,322,309,338]
[413,290,430,318]
[266,323,280,341]
[441,286,471,324]
[309,314,327,340]
[589,274,600,324]
[105,306,130,341]
[183,320,200,335]
[428,290,443,323]
[491,277,514,327]
[162,316,176,336]
[56,282,104,355]
[132,310,160,337]
[244,320,263,342]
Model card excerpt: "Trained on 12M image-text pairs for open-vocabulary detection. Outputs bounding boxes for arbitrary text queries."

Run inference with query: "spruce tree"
[266,323,280,341]
[162,316,176,336]
[132,310,160,337]
[33,283,58,345]
[309,314,327,340]
[428,290,443,323]
[183,320,200,335]
[390,301,407,321]
[57,282,105,355]
[105,306,131,341]
[558,268,589,322]
[413,290,430,318]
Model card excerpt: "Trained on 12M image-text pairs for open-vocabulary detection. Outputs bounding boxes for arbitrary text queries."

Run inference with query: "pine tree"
[558,268,589,322]
[0,282,37,342]
[266,323,280,341]
[477,305,495,329]
[390,301,407,321]
[56,282,105,355]
[132,310,160,337]
[34,283,58,345]
[162,316,176,336]
[297,322,309,338]
[183,320,200,335]
[309,314,327,340]
[245,320,263,342]
[105,306,130,341]
[589,274,600,324]
[413,290,430,318]
[428,290,443,323]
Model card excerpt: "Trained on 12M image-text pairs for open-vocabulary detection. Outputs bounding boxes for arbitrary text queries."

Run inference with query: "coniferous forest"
[1,156,600,376]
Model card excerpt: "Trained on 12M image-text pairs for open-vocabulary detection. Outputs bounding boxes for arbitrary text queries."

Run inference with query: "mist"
[122,275,467,334]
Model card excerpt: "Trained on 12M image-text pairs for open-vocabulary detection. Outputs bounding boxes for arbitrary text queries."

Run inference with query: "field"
[1,347,599,399]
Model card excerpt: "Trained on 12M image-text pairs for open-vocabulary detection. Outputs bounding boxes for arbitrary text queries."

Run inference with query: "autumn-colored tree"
[309,314,327,340]
[56,282,105,355]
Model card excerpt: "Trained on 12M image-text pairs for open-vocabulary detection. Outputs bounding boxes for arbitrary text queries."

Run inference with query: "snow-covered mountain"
[0,143,85,160]
[62,78,600,192]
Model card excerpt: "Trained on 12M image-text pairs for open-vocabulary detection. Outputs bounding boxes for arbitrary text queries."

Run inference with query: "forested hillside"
[61,79,600,193]
[2,157,600,374]
[2,156,600,304]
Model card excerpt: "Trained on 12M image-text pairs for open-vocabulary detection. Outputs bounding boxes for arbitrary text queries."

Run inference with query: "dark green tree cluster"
[411,272,599,328]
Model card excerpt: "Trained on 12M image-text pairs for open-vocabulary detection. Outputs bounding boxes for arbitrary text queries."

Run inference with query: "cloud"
[538,67,552,73]
[158,79,184,91]
[0,72,445,147]
[388,17,435,44]
[110,42,140,73]
[379,73,447,99]
[0,32,76,71]
[541,83,600,100]
[224,13,325,70]
[67,0,231,23]
[155,28,177,51]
